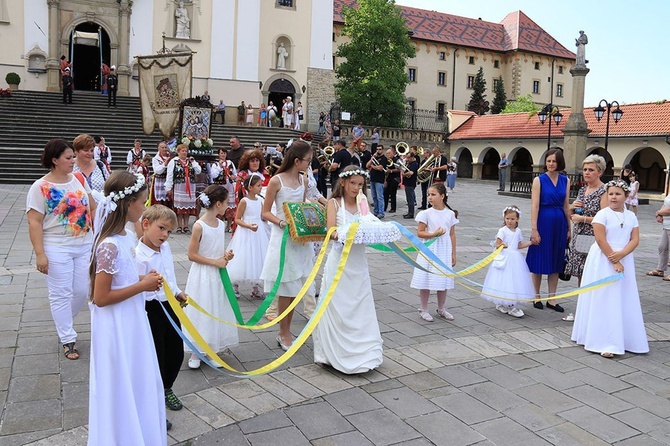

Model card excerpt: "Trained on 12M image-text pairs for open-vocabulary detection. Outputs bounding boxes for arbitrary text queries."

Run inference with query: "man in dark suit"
[62,68,73,104]
[107,66,118,107]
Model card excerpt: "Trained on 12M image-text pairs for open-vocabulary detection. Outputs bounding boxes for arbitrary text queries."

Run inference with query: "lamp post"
[593,99,623,151]
[537,104,563,151]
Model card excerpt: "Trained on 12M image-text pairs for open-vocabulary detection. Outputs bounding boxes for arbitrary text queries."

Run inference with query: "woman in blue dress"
[526,149,571,312]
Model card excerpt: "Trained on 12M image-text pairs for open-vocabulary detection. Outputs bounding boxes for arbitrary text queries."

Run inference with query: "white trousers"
[44,243,91,344]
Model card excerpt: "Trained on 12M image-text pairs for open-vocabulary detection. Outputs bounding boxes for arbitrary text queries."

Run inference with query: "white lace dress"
[184,219,239,353]
[313,200,383,374]
[227,197,269,286]
[88,233,166,446]
[410,207,459,291]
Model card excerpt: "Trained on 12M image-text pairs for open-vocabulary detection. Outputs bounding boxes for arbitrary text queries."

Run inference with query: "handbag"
[574,234,595,254]
[492,253,507,270]
[282,202,327,243]
[559,248,571,281]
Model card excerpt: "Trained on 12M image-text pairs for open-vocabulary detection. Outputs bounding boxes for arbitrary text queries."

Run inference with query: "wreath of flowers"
[339,168,370,180]
[106,173,145,203]
[199,192,211,207]
[605,179,630,193]
[181,136,214,155]
[502,206,522,217]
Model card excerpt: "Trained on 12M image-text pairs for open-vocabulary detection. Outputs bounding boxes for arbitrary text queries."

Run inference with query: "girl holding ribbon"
[313,165,383,374]
[165,144,201,233]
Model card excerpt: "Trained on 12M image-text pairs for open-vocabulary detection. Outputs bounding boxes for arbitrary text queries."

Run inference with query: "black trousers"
[63,88,72,104]
[384,178,399,211]
[420,181,428,208]
[146,300,184,390]
[108,89,117,106]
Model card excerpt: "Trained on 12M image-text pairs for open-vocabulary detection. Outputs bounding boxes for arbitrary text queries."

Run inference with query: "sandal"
[63,342,79,360]
[562,313,575,322]
[600,352,615,358]
[183,228,191,235]
[418,309,434,322]
[663,276,670,282]
[176,227,183,234]
[646,270,664,277]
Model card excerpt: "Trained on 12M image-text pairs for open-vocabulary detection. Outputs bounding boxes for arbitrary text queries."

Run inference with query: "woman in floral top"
[165,143,201,233]
[26,139,96,361]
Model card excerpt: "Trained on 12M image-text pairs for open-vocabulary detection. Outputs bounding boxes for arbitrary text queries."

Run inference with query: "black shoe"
[403,214,413,219]
[166,419,172,431]
[546,302,565,313]
[389,209,396,213]
[165,388,183,411]
[418,207,427,210]
[533,301,543,309]
[496,189,503,191]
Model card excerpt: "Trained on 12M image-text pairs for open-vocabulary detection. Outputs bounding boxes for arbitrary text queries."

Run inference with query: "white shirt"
[135,239,182,302]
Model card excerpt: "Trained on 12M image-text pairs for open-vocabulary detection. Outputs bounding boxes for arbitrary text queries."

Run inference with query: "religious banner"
[136,53,192,137]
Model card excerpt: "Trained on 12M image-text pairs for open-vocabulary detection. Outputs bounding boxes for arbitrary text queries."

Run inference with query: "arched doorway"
[268,78,296,127]
[510,147,533,172]
[69,23,111,91]
[481,148,500,180]
[587,147,614,177]
[630,147,665,192]
[456,148,473,178]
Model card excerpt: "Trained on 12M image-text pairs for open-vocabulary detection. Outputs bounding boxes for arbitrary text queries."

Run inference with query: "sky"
[394,0,669,108]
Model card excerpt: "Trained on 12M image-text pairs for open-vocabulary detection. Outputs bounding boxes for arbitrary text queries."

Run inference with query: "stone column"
[116,1,132,96]
[471,162,483,180]
[45,0,61,92]
[561,65,591,174]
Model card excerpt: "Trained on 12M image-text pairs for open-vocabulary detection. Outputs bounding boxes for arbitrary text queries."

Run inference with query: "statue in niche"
[175,1,191,39]
[575,30,588,67]
[277,43,289,69]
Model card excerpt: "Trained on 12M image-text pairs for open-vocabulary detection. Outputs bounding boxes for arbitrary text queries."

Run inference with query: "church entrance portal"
[268,79,296,127]
[69,23,111,92]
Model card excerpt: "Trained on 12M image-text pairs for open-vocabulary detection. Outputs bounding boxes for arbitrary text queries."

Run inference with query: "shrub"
[5,72,20,85]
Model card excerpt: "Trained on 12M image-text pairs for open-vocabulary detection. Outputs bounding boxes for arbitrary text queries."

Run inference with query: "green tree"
[490,76,507,114]
[467,67,489,115]
[335,0,416,127]
[502,94,541,114]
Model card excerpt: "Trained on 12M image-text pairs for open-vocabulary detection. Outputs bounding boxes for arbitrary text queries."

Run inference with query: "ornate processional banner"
[136,53,193,137]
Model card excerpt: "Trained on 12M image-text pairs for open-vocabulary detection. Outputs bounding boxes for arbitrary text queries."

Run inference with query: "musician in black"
[358,141,372,171]
[316,141,329,197]
[429,147,449,185]
[402,152,419,219]
[366,144,387,218]
[384,146,400,213]
[328,139,352,191]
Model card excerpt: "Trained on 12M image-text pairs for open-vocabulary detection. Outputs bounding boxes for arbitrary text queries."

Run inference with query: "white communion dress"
[410,207,459,291]
[226,196,269,286]
[571,207,648,355]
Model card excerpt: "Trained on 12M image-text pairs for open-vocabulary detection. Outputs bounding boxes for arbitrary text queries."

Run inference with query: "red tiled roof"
[448,101,670,140]
[333,1,575,59]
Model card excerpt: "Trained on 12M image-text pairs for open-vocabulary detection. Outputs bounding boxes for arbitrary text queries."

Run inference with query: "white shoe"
[418,309,434,322]
[436,308,454,320]
[508,307,525,318]
[207,356,223,368]
[496,305,509,314]
[188,357,201,369]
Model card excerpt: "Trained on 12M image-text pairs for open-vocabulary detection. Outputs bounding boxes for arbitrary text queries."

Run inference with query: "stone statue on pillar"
[175,1,191,39]
[277,43,289,69]
[575,30,588,67]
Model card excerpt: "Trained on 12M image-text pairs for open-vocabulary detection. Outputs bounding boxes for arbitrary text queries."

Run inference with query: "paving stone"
[371,387,440,419]
[384,349,430,373]
[610,434,666,445]
[406,410,485,446]
[323,387,383,416]
[270,370,324,399]
[514,383,582,413]
[0,428,62,446]
[558,405,640,444]
[490,353,541,371]
[360,378,404,394]
[460,381,527,412]
[455,336,509,357]
[472,417,553,446]
[525,350,584,373]
[7,374,61,403]
[346,408,421,446]
[519,364,581,391]
[502,403,564,432]
[196,387,255,422]
[1,399,61,435]
[394,346,444,369]
[237,408,293,434]
[285,400,354,440]
[26,426,89,446]
[249,374,306,406]
[575,354,638,377]
[536,422,611,446]
[179,394,234,429]
[310,431,374,446]
[397,371,450,393]
[613,387,670,419]
[612,408,668,434]
[245,425,310,446]
[563,384,634,415]
[290,364,352,394]
[473,364,537,390]
[431,364,487,388]
[11,353,59,376]
[188,423,250,445]
[431,391,502,425]
[620,371,670,397]
[0,367,9,392]
[413,339,483,365]
[165,403,215,442]
[563,366,632,394]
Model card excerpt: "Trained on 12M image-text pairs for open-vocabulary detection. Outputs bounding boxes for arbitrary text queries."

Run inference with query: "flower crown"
[502,206,521,217]
[107,173,146,204]
[199,192,210,207]
[339,169,369,179]
[605,179,630,193]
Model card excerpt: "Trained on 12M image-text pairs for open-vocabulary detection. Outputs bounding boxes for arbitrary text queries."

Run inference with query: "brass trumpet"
[417,154,438,183]
[417,147,425,156]
[317,146,335,166]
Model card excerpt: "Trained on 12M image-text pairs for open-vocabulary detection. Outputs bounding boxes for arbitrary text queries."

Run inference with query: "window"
[558,65,564,74]
[467,75,475,89]
[468,56,475,65]
[332,32,336,42]
[437,103,445,121]
[532,80,540,94]
[493,78,500,89]
[556,83,564,97]
[437,72,446,86]
[534,61,540,70]
[439,51,446,60]
[493,60,500,69]
[408,68,417,82]
[277,0,294,7]
[408,99,416,109]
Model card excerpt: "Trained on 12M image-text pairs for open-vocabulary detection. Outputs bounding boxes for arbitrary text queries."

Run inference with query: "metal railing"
[510,171,615,199]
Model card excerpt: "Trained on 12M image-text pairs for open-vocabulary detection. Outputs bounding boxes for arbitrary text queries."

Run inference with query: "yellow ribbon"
[164,223,359,375]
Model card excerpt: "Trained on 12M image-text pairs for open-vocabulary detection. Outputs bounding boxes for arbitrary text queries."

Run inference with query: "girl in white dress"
[260,141,315,351]
[184,185,238,369]
[313,166,383,374]
[572,180,648,358]
[88,171,166,445]
[228,175,269,298]
[625,171,639,215]
[481,206,535,318]
[410,183,459,322]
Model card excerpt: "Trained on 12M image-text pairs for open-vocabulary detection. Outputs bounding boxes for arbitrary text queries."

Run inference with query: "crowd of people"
[25,130,651,443]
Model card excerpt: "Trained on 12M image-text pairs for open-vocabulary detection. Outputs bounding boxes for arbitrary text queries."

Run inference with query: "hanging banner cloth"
[73,31,99,46]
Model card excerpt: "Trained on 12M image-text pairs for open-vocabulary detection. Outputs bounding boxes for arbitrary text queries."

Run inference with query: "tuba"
[317,146,335,167]
[395,142,410,156]
[416,154,438,183]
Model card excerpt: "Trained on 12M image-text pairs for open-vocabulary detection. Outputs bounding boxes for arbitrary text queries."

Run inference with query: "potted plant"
[5,72,20,90]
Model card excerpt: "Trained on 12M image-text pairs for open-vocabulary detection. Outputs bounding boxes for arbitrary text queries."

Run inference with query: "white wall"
[129,0,154,65]
[209,0,235,79]
[309,0,333,69]
[23,0,48,56]
[235,0,260,81]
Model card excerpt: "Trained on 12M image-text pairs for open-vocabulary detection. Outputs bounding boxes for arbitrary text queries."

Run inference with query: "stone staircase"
[0,90,310,184]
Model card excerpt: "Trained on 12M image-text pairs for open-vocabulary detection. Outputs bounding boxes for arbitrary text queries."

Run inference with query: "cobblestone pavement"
[1,179,670,445]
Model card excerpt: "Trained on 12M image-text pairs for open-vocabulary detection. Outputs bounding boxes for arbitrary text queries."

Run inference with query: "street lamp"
[537,104,563,151]
[593,99,623,151]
